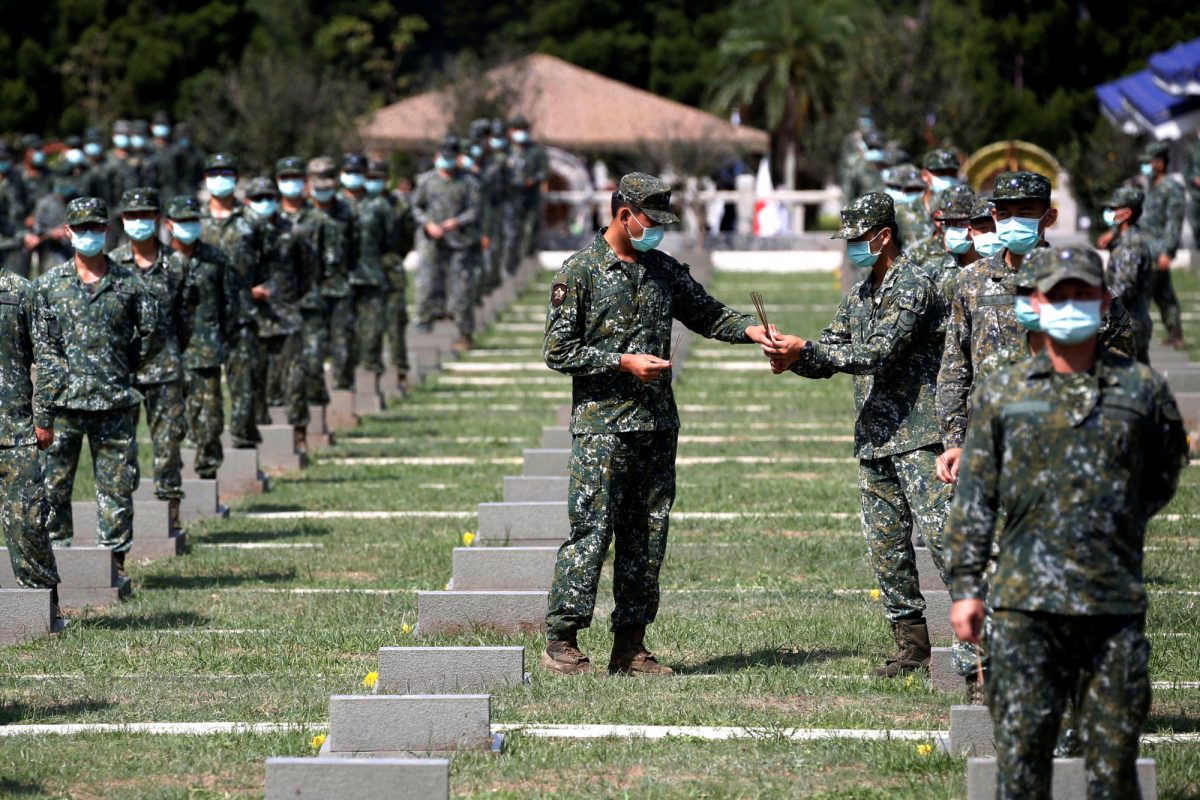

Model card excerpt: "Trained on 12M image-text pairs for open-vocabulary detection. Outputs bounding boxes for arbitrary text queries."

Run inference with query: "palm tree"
[709,0,856,188]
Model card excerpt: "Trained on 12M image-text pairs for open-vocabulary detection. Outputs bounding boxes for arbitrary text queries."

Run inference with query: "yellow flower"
[461,531,476,546]
[916,743,934,757]
[311,733,326,751]
[869,588,881,600]
[904,674,917,688]
[362,671,379,689]
[401,623,413,635]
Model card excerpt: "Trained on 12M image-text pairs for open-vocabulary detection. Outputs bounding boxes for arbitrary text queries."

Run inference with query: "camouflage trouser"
[184,367,223,478]
[300,308,331,405]
[354,285,387,374]
[989,610,1149,799]
[414,243,449,327]
[0,443,59,589]
[546,430,677,639]
[1188,190,1200,258]
[1132,313,1153,364]
[384,267,409,372]
[44,409,140,553]
[326,295,355,390]
[1151,268,1183,340]
[499,200,523,277]
[132,380,185,500]
[226,327,262,448]
[262,333,309,427]
[450,248,477,337]
[517,189,540,257]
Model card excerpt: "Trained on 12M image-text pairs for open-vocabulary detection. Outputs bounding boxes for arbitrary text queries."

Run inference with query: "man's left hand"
[250,285,270,302]
[744,325,778,347]
[1157,253,1173,271]
[35,426,53,450]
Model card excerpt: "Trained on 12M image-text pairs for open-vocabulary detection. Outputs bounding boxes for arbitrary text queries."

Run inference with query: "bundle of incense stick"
[750,291,775,342]
[670,332,685,363]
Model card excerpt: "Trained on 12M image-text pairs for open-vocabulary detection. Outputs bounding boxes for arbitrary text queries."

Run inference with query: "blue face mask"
[944,226,971,254]
[847,230,884,267]
[459,155,474,170]
[311,188,334,204]
[206,174,237,198]
[1102,209,1119,228]
[340,172,364,190]
[435,155,453,172]
[864,149,885,163]
[66,149,85,165]
[84,142,103,158]
[1039,298,1102,344]
[1140,162,1154,178]
[470,144,483,159]
[123,217,157,241]
[130,135,147,150]
[31,151,45,166]
[177,138,191,148]
[113,134,130,149]
[277,178,305,198]
[0,160,10,173]
[490,137,506,150]
[152,124,171,138]
[172,220,202,244]
[70,228,106,256]
[512,130,530,144]
[249,198,278,219]
[996,214,1044,255]
[885,188,920,205]
[625,215,664,252]
[1014,296,1043,331]
[365,179,386,196]
[930,175,959,194]
[972,230,1002,257]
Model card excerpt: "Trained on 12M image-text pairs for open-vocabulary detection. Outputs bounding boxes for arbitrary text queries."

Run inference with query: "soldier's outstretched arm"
[670,264,757,344]
[803,281,929,375]
[542,268,621,376]
[1144,375,1190,517]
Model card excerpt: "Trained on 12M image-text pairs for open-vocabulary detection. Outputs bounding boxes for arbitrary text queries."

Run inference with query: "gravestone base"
[540,427,571,450]
[132,478,223,523]
[323,694,496,754]
[930,646,965,694]
[477,502,568,543]
[923,589,953,643]
[947,704,995,756]
[416,590,548,635]
[326,390,359,431]
[375,646,525,694]
[522,449,569,477]
[181,446,265,499]
[966,757,1156,799]
[1,546,131,609]
[0,589,52,645]
[264,757,450,800]
[450,547,557,591]
[915,546,948,591]
[502,476,569,502]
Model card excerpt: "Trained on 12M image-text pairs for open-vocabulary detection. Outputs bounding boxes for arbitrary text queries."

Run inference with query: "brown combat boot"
[1170,335,1187,350]
[872,620,931,678]
[293,425,308,455]
[966,676,985,705]
[113,551,128,579]
[608,625,674,676]
[396,373,409,398]
[539,633,595,676]
[167,498,184,534]
[452,335,473,353]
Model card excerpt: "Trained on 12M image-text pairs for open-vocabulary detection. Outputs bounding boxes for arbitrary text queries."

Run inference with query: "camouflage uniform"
[844,130,888,202]
[480,122,512,294]
[110,188,187,502]
[168,196,244,479]
[888,164,934,251]
[367,160,413,375]
[1139,142,1186,344]
[543,174,757,643]
[308,158,356,391]
[503,118,549,271]
[1,142,32,276]
[1102,187,1154,363]
[412,156,479,338]
[945,249,1188,798]
[169,124,206,198]
[1186,135,1200,252]
[36,198,162,553]
[0,267,61,589]
[344,154,390,375]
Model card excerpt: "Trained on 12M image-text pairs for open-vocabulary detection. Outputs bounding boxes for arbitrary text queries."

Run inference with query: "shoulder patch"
[897,308,918,332]
[0,291,20,305]
[551,283,568,308]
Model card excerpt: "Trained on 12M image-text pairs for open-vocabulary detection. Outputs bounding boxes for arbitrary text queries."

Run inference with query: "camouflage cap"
[490,119,505,136]
[165,195,202,221]
[1035,245,1105,293]
[275,155,306,177]
[205,152,238,173]
[508,114,530,129]
[152,109,171,125]
[21,133,42,150]
[863,130,887,150]
[439,134,460,154]
[66,196,109,226]
[935,184,976,220]
[120,187,160,213]
[1103,186,1144,210]
[245,176,278,198]
[1015,246,1052,290]
[616,172,680,225]
[84,127,103,143]
[970,195,995,221]
[922,148,959,172]
[884,163,924,190]
[832,192,895,240]
[366,158,388,176]
[993,170,1051,203]
[131,119,150,135]
[468,118,490,141]
[1140,141,1169,162]
[307,156,338,190]
[342,153,367,172]
[112,119,132,135]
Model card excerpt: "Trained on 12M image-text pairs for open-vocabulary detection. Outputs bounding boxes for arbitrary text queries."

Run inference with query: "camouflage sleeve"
[533,148,549,183]
[173,261,195,357]
[217,251,245,340]
[1187,142,1200,184]
[805,277,930,375]
[937,284,973,448]
[1144,372,1189,518]
[1105,243,1138,301]
[543,267,622,376]
[790,292,852,379]
[1162,182,1185,257]
[671,264,755,343]
[454,177,481,228]
[27,283,65,428]
[1099,298,1136,359]
[944,376,1002,601]
[134,276,165,371]
[410,181,432,226]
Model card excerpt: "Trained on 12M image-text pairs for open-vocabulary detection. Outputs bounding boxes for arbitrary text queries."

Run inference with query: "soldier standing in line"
[109,188,188,530]
[764,192,954,680]
[307,157,356,392]
[1100,187,1154,364]
[909,184,979,296]
[166,196,243,480]
[1185,130,1200,255]
[948,246,1187,799]
[342,153,389,388]
[277,158,329,408]
[35,197,161,577]
[1,141,32,276]
[79,128,110,206]
[844,129,889,202]
[480,119,512,296]
[541,173,774,677]
[1135,142,1186,349]
[506,116,548,264]
[0,242,63,621]
[200,153,263,449]
[463,122,490,306]
[170,123,205,197]
[886,164,932,251]
[365,158,412,392]
[149,112,177,197]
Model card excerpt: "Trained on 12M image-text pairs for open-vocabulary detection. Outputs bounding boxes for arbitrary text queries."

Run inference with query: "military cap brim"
[832,192,895,239]
[1034,247,1105,293]
[616,172,680,224]
[66,197,109,226]
[121,187,160,213]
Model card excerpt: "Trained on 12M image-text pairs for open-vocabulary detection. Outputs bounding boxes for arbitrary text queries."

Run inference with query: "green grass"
[4,266,1199,798]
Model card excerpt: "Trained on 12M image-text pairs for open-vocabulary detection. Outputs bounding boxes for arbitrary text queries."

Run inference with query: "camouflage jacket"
[172,241,245,369]
[313,197,354,298]
[1141,174,1186,259]
[896,201,934,251]
[845,160,885,202]
[373,193,412,286]
[33,257,162,411]
[480,154,511,231]
[278,204,325,310]
[945,348,1187,615]
[110,242,187,384]
[347,192,389,287]
[544,231,755,433]
[506,143,549,191]
[255,216,302,337]
[412,170,480,250]
[200,205,268,327]
[790,253,945,459]
[0,269,64,440]
[1106,225,1154,340]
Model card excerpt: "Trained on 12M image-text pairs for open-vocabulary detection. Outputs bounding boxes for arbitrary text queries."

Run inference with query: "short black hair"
[868,222,900,245]
[611,191,638,218]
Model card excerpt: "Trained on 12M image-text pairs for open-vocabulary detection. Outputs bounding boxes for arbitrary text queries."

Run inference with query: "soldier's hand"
[745,324,779,347]
[35,426,53,450]
[441,218,460,231]
[950,599,985,645]
[1156,253,1173,271]
[1096,230,1115,249]
[481,235,491,250]
[250,285,271,302]
[619,353,672,383]
[424,222,444,240]
[760,334,806,360]
[23,233,40,251]
[769,358,791,375]
[936,448,963,484]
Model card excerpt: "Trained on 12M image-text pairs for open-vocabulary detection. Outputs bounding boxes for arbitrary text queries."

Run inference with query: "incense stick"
[975,650,985,687]
[750,291,776,343]
[670,332,685,364]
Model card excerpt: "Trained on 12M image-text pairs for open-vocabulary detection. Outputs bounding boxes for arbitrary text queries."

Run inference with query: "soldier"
[166,196,243,480]
[947,246,1187,799]
[365,158,412,391]
[462,123,490,305]
[28,166,76,273]
[886,164,932,250]
[0,141,31,276]
[102,120,136,247]
[505,115,549,267]
[109,188,188,529]
[342,153,389,386]
[1186,130,1200,255]
[763,192,954,679]
[19,134,50,205]
[910,184,978,295]
[170,123,205,197]
[149,111,177,197]
[278,157,329,407]
[0,240,63,616]
[200,152,264,448]
[480,119,512,295]
[844,129,888,202]
[541,173,774,676]
[307,157,356,392]
[79,128,110,206]
[1136,142,1186,349]
[35,197,161,574]
[967,195,1002,261]
[1100,187,1154,364]
[920,147,962,213]
[412,138,479,350]
[126,121,159,193]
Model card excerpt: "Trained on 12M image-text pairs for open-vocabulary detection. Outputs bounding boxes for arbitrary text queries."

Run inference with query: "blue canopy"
[1095,69,1200,131]
[1148,38,1200,94]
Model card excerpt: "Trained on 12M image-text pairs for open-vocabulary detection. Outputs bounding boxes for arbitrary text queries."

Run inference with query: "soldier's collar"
[593,229,628,271]
[1024,347,1123,382]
